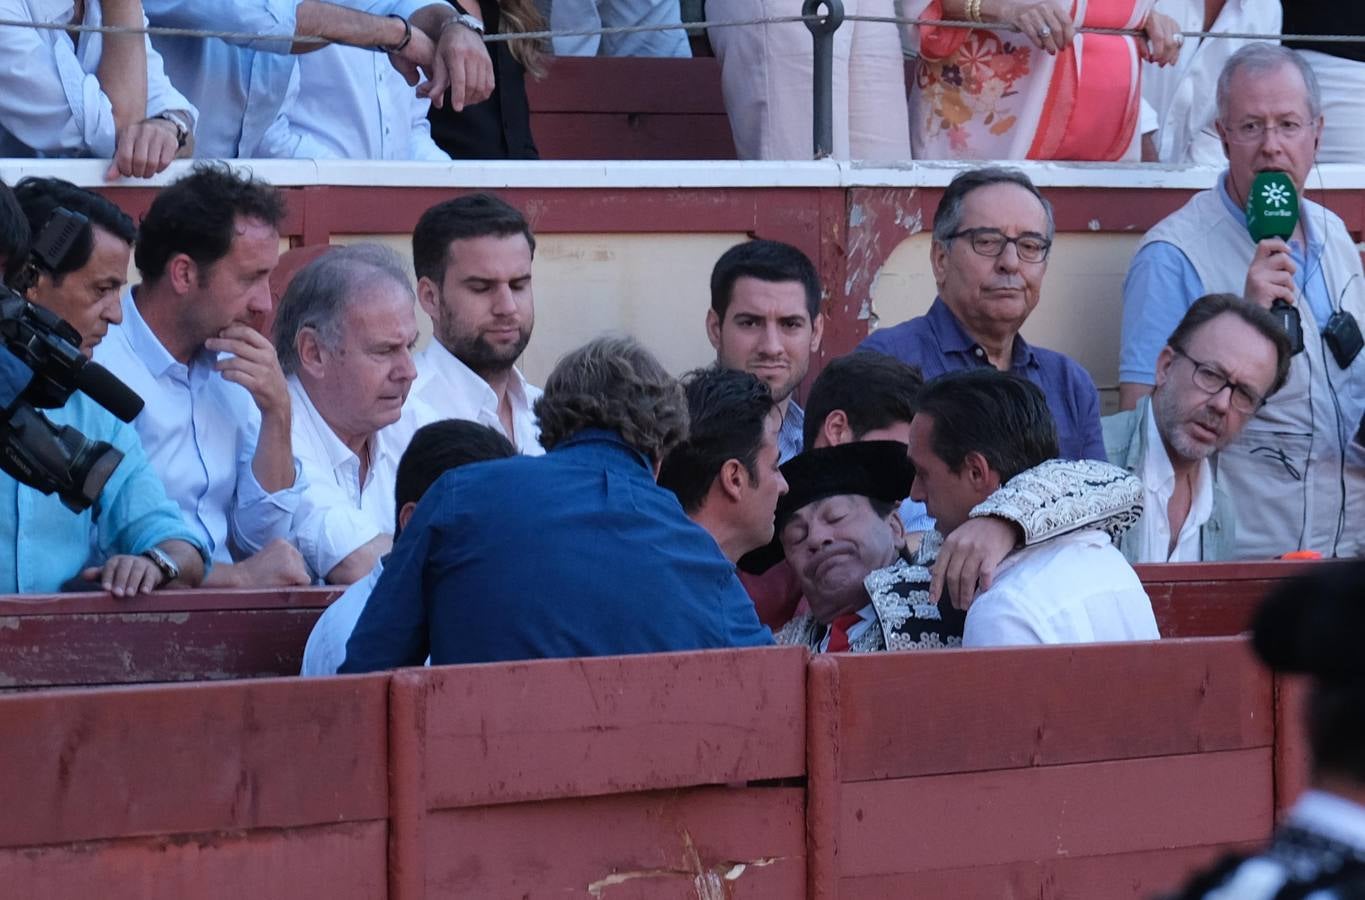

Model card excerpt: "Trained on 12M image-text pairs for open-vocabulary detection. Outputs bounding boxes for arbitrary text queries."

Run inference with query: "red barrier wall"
[806,639,1275,899]
[0,638,1306,899]
[0,560,1308,690]
[0,675,389,899]
[0,586,339,688]
[386,647,809,898]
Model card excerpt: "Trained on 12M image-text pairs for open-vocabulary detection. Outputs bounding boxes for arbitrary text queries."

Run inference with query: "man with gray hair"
[274,243,424,583]
[856,166,1106,466]
[1119,43,1365,559]
[339,335,772,672]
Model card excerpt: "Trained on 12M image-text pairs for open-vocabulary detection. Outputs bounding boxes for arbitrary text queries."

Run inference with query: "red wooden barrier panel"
[0,674,390,900]
[1140,560,1329,638]
[0,587,340,689]
[386,647,809,899]
[806,638,1275,899]
[1274,673,1313,816]
[526,58,736,160]
[0,561,1312,690]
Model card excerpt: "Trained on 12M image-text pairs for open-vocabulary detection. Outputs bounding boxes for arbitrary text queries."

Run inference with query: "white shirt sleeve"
[0,0,118,156]
[301,561,383,675]
[409,97,450,161]
[230,417,307,556]
[962,587,1047,647]
[143,13,197,124]
[142,0,298,52]
[292,479,387,580]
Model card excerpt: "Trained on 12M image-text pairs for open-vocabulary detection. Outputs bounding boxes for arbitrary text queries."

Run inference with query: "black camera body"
[0,209,144,512]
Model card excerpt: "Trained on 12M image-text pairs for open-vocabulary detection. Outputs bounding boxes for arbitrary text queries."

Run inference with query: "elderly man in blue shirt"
[858,166,1107,464]
[339,336,773,672]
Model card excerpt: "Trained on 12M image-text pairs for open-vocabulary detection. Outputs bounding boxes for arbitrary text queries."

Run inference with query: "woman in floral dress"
[904,0,1182,159]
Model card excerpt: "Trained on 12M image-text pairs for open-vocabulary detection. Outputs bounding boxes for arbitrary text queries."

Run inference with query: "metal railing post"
[803,0,844,159]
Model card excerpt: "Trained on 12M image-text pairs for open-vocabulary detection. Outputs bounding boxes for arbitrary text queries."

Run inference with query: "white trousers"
[1302,49,1365,165]
[708,0,911,160]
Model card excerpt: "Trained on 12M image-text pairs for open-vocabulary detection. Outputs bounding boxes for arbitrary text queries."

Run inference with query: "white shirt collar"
[121,291,188,381]
[413,340,543,454]
[288,375,405,489]
[1139,402,1214,562]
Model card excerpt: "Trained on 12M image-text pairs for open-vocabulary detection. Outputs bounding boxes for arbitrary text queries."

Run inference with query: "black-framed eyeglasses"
[1171,347,1265,414]
[947,228,1052,263]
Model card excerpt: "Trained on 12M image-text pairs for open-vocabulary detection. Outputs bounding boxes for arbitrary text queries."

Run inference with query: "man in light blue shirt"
[0,0,197,177]
[0,390,209,595]
[0,179,206,594]
[144,0,492,158]
[95,165,312,587]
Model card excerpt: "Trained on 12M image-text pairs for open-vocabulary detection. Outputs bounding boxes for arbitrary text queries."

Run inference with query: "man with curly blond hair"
[339,335,773,671]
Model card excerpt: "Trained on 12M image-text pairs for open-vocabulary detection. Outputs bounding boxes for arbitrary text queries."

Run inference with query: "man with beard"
[1104,294,1289,563]
[408,193,542,454]
[1120,44,1365,558]
[707,239,824,463]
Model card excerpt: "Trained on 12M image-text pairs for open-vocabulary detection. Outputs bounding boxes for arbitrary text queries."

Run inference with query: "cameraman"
[0,179,206,594]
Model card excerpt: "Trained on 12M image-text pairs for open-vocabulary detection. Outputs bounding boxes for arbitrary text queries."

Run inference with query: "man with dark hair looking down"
[301,418,515,676]
[409,192,542,453]
[1104,293,1292,563]
[339,335,772,672]
[1,179,206,594]
[657,367,788,565]
[95,163,309,588]
[908,370,1158,647]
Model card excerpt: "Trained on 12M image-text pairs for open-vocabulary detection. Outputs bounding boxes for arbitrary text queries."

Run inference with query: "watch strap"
[142,546,179,584]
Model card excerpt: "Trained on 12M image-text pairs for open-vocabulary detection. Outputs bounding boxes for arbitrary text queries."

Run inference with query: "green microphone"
[1245,171,1304,355]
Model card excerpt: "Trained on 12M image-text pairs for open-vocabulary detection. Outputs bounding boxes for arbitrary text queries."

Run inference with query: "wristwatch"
[152,110,191,149]
[445,2,485,34]
[142,546,180,585]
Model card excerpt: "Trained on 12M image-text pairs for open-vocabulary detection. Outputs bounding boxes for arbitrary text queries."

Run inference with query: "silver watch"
[142,546,180,584]
[447,10,485,33]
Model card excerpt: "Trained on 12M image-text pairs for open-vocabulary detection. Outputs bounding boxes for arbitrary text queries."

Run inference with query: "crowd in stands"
[0,0,1358,164]
[0,45,1359,672]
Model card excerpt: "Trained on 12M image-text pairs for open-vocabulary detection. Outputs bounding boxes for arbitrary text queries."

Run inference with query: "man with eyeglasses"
[1120,44,1365,559]
[859,166,1107,466]
[1103,295,1290,563]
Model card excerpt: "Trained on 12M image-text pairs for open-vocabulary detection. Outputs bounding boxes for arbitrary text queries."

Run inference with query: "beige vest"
[1137,187,1365,559]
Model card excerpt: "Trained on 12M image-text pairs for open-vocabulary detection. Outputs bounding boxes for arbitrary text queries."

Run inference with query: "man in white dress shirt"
[409,193,543,452]
[1103,294,1290,564]
[143,0,492,159]
[300,418,515,675]
[273,243,423,583]
[907,370,1159,647]
[0,0,197,178]
[95,164,310,588]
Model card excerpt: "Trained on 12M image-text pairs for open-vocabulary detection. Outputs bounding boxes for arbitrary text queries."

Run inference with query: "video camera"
[0,208,145,512]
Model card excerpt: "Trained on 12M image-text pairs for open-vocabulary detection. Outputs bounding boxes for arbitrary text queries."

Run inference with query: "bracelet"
[965,0,982,22]
[378,14,412,52]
